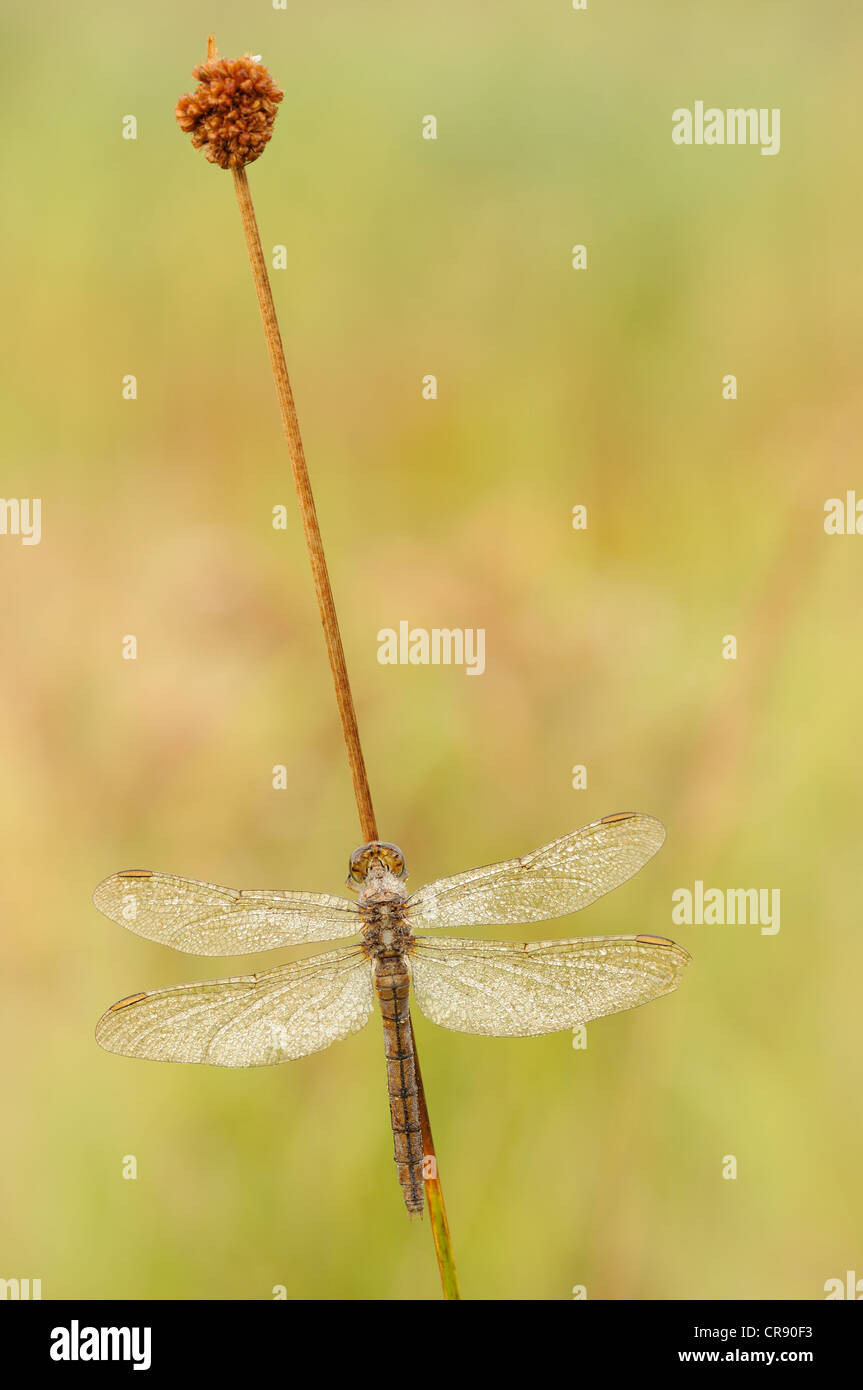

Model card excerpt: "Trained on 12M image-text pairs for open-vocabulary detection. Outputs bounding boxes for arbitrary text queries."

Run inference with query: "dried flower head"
[175,54,283,170]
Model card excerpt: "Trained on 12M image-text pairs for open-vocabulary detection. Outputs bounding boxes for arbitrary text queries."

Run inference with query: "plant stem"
[229,143,460,1300]
[232,164,377,842]
[410,1023,460,1298]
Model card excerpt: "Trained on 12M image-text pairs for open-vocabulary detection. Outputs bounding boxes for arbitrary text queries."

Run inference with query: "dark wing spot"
[109,992,148,1012]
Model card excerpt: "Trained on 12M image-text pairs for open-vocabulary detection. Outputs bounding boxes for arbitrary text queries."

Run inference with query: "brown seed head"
[175,53,283,169]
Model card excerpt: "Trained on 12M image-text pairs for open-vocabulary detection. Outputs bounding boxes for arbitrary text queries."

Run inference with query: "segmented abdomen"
[374,955,424,1216]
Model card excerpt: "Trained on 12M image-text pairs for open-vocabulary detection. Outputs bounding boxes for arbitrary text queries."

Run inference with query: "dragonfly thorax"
[359,891,413,959]
[350,843,413,956]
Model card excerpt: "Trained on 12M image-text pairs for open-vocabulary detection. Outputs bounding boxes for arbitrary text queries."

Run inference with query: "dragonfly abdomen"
[374,955,424,1217]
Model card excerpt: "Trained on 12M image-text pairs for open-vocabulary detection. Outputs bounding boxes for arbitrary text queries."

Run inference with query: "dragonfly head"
[347,841,407,889]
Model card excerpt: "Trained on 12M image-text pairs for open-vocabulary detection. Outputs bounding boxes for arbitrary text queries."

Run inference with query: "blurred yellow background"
[1,0,861,1300]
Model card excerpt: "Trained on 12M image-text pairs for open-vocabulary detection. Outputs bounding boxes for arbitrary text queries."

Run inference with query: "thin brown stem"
[410,1022,460,1298]
[228,148,459,1297]
[232,165,377,843]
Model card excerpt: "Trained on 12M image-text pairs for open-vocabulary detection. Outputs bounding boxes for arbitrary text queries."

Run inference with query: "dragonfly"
[95,811,689,1216]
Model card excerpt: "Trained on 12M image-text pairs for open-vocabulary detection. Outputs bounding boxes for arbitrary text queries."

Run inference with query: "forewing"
[93,870,360,955]
[409,933,689,1036]
[408,813,665,930]
[95,947,374,1066]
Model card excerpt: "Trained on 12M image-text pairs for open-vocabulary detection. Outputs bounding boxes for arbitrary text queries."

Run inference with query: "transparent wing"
[408,933,689,1036]
[95,947,374,1066]
[93,870,360,955]
[408,812,666,930]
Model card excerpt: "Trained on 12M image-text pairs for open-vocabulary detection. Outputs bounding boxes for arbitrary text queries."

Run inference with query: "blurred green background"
[1,0,861,1300]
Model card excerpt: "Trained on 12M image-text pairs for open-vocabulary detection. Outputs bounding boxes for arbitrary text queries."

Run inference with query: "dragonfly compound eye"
[376,842,407,879]
[347,841,407,884]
